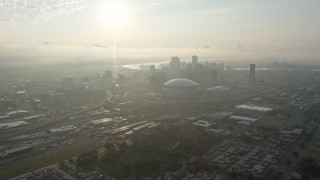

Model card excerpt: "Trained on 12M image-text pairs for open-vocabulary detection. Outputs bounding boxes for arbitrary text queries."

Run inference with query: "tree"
[68,158,74,164]
[119,142,128,153]
[105,142,115,151]
[76,151,98,169]
[187,158,211,173]
[286,160,292,166]
[297,156,320,179]
[99,150,120,167]
[292,151,299,157]
[239,134,254,144]
[304,103,320,122]
[59,161,67,169]
[299,142,306,148]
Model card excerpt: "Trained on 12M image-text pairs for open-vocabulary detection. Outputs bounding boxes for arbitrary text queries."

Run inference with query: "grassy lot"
[171,105,213,117]
[0,138,104,179]
[258,118,287,130]
[304,128,320,156]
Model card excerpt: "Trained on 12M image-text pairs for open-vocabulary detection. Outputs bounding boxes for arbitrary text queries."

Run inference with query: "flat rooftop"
[90,118,113,125]
[235,105,273,112]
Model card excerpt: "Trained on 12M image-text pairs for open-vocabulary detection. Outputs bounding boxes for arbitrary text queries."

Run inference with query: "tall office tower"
[202,61,210,73]
[186,63,193,72]
[209,68,218,84]
[194,63,205,73]
[218,63,225,72]
[102,70,113,85]
[62,76,74,87]
[210,63,217,70]
[149,65,156,73]
[169,57,181,77]
[250,64,256,81]
[192,55,198,65]
[226,65,232,71]
[181,62,187,70]
[83,76,90,84]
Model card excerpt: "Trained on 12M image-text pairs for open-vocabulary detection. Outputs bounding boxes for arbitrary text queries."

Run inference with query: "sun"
[101,1,129,29]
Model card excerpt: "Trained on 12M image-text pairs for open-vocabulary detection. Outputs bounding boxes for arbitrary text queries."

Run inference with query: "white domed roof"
[164,78,198,87]
[206,86,230,92]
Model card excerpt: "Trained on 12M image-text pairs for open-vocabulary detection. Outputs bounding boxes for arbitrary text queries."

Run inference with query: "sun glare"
[101,1,129,29]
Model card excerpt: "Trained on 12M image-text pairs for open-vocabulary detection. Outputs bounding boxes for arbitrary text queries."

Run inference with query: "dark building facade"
[250,64,256,82]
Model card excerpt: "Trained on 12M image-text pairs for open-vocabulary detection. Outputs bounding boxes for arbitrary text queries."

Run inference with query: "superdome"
[164,78,198,87]
[206,86,230,92]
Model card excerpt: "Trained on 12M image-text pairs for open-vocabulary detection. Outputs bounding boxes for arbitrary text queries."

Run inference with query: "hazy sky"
[0,0,319,63]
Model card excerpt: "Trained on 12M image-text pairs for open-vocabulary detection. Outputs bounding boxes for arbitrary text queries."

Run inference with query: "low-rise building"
[49,125,77,133]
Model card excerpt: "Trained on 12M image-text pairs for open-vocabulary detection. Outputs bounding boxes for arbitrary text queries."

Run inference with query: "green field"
[0,138,104,179]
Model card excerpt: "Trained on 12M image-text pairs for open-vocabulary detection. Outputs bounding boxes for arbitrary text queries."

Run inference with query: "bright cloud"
[0,0,86,23]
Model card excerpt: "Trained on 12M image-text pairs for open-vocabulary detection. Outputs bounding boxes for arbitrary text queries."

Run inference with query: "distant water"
[310,69,320,72]
[122,61,320,72]
[233,67,291,71]
[122,61,168,69]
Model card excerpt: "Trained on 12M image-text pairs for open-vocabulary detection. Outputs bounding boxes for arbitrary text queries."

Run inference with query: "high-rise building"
[117,74,126,84]
[149,65,156,73]
[192,55,198,65]
[102,70,113,85]
[96,73,101,81]
[83,76,90,84]
[169,57,181,77]
[217,63,224,72]
[250,64,256,81]
[171,56,180,61]
[203,61,210,72]
[210,63,217,70]
[181,62,187,70]
[62,76,74,87]
[209,68,218,84]
[192,55,198,71]
[194,63,205,73]
[186,63,193,72]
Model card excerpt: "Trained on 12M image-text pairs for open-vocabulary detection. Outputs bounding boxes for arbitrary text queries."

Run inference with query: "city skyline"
[2,1,320,179]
